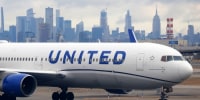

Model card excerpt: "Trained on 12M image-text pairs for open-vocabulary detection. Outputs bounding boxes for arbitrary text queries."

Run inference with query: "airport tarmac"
[16,85,200,100]
[17,68,200,100]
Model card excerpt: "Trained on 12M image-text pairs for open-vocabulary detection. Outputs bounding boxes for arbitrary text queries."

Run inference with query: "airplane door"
[136,53,144,71]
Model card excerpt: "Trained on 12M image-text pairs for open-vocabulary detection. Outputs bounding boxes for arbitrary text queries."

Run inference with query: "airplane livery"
[49,50,126,64]
[0,30,193,100]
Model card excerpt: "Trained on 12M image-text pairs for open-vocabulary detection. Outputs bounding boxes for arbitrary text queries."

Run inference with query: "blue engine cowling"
[2,73,37,97]
[105,89,132,94]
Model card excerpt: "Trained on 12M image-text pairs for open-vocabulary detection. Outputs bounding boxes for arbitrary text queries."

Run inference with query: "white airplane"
[0,30,193,100]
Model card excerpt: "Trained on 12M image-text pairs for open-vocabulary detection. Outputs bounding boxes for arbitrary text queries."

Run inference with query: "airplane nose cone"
[179,62,193,81]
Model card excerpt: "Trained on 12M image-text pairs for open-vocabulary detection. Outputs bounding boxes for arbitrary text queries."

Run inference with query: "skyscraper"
[16,16,26,42]
[56,17,64,34]
[56,9,60,18]
[64,20,72,29]
[79,31,91,42]
[26,8,34,17]
[56,9,63,35]
[125,10,132,34]
[76,21,84,41]
[35,18,44,42]
[63,20,75,42]
[45,7,53,40]
[187,25,194,45]
[92,26,103,42]
[152,7,161,39]
[9,25,16,42]
[25,8,36,38]
[39,23,50,42]
[100,9,110,42]
[76,21,84,35]
[0,7,4,33]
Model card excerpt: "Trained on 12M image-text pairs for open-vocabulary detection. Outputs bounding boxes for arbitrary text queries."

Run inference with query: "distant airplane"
[0,30,193,100]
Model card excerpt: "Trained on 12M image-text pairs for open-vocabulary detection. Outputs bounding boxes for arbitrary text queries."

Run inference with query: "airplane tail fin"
[128,29,137,43]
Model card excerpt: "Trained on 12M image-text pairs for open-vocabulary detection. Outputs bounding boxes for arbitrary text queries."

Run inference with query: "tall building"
[64,20,72,29]
[26,8,34,17]
[76,21,84,34]
[125,10,133,34]
[56,9,63,34]
[100,9,110,42]
[79,31,91,42]
[25,8,36,39]
[16,16,26,42]
[56,9,60,18]
[152,7,161,39]
[35,18,44,42]
[92,26,103,42]
[166,18,174,39]
[76,21,84,41]
[187,25,194,45]
[9,25,16,42]
[63,20,75,41]
[56,17,64,34]
[0,7,4,32]
[39,23,50,42]
[45,7,53,40]
[134,30,145,40]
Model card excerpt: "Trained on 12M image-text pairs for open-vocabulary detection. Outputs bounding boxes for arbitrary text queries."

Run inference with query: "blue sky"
[1,0,200,35]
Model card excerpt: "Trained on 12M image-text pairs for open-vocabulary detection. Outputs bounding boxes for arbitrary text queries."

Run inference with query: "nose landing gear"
[159,86,173,100]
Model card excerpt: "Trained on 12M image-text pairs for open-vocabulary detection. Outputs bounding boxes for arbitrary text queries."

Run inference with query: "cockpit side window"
[167,56,173,61]
[173,56,184,61]
[161,56,167,62]
[161,55,184,62]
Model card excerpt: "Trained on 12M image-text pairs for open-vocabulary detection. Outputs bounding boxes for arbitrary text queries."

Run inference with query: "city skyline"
[0,0,200,35]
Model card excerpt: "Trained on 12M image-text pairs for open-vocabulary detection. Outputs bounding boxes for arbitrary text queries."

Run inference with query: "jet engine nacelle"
[105,89,132,94]
[0,73,37,97]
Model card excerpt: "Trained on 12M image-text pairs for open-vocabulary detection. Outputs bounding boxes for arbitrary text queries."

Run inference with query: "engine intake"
[2,73,37,97]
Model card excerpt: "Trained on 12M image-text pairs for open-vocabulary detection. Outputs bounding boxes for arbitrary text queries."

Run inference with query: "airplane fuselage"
[0,43,192,91]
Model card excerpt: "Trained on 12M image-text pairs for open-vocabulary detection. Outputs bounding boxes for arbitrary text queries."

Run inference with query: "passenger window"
[96,58,98,62]
[109,59,111,62]
[83,58,85,62]
[167,56,173,61]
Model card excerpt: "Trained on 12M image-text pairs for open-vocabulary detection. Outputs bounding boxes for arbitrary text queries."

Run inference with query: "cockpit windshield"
[161,55,185,62]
